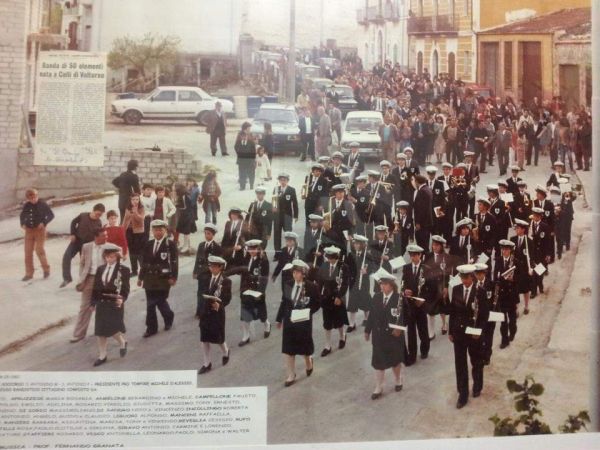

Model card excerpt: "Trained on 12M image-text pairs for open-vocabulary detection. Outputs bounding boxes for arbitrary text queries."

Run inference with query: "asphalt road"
[0,121,589,444]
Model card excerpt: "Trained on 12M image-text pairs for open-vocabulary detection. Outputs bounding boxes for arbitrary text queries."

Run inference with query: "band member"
[473,263,495,365]
[463,151,480,217]
[272,173,298,250]
[235,240,271,346]
[198,256,232,374]
[533,185,556,262]
[318,156,336,184]
[330,151,349,184]
[370,225,393,272]
[327,184,354,249]
[91,244,130,366]
[221,207,245,267]
[391,152,413,204]
[245,187,273,248]
[348,175,370,236]
[546,161,566,189]
[272,232,303,290]
[365,269,407,400]
[402,244,432,366]
[495,241,519,348]
[138,220,177,338]
[425,165,451,241]
[450,218,478,265]
[530,208,552,298]
[412,175,433,250]
[366,170,393,231]
[346,142,365,180]
[347,235,373,331]
[555,190,575,258]
[448,163,470,221]
[303,163,330,224]
[379,160,394,185]
[511,219,534,314]
[487,184,509,243]
[513,181,532,221]
[506,166,523,196]
[393,201,413,257]
[193,223,223,317]
[403,147,420,178]
[474,198,497,259]
[448,264,489,409]
[317,246,349,357]
[275,260,320,387]
[424,235,452,338]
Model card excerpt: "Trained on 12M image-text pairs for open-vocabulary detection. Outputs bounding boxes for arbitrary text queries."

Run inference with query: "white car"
[340,111,383,157]
[110,86,234,125]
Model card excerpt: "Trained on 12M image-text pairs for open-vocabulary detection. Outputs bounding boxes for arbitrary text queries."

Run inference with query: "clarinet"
[357,248,368,290]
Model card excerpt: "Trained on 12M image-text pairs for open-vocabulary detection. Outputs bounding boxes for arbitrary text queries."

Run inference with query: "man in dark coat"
[112,159,140,223]
[246,187,273,249]
[530,208,553,298]
[495,241,521,348]
[138,220,178,338]
[272,173,299,250]
[412,175,433,250]
[205,101,229,156]
[198,255,232,374]
[303,164,330,224]
[298,106,316,161]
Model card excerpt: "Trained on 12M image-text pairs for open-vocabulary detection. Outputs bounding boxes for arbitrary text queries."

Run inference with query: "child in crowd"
[104,210,128,260]
[255,145,271,186]
[199,170,221,225]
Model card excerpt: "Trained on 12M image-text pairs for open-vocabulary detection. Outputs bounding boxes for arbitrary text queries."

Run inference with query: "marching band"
[191,143,576,407]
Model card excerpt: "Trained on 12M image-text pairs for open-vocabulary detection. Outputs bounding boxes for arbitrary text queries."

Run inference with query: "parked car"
[250,103,302,155]
[316,57,341,79]
[325,84,358,118]
[110,86,234,125]
[340,111,383,158]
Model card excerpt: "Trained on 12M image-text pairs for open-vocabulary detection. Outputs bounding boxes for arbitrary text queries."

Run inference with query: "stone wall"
[17,147,202,200]
[0,0,27,209]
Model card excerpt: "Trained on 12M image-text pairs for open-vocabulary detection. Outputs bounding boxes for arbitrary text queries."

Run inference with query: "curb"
[0,316,72,357]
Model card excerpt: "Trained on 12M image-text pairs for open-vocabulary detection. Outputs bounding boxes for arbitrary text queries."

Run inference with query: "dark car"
[250,104,302,155]
[325,84,358,118]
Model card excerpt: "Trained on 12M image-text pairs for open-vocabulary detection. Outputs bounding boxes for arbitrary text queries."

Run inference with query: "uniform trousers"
[453,335,484,400]
[145,289,174,334]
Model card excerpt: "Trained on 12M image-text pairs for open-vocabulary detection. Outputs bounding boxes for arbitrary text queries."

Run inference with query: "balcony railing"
[358,4,401,24]
[407,14,458,35]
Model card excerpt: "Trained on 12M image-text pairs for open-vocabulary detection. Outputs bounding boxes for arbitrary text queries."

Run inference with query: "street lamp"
[287,0,296,103]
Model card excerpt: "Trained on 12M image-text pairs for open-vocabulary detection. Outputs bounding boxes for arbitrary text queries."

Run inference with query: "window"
[464,0,469,16]
[178,90,202,102]
[153,90,176,102]
[504,42,513,89]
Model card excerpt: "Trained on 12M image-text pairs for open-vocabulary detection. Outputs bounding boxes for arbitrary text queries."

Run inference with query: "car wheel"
[197,111,210,125]
[123,110,142,125]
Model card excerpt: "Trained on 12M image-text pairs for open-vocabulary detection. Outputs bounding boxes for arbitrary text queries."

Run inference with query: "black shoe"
[346,325,356,333]
[338,335,346,349]
[238,338,250,347]
[509,334,515,342]
[456,398,468,409]
[299,157,306,162]
[429,334,436,341]
[421,353,428,360]
[43,272,50,279]
[222,350,230,366]
[198,363,212,374]
[441,329,448,335]
[557,254,562,260]
[59,280,71,288]
[500,341,509,349]
[93,357,107,367]
[362,320,367,326]
[143,331,157,338]
[306,357,314,377]
[371,391,383,400]
[222,153,230,156]
[320,347,332,357]
[165,322,173,331]
[480,171,488,174]
[120,342,128,358]
[284,375,296,387]
[524,308,529,315]
[405,359,415,367]
[395,384,403,392]
[473,390,481,398]
[530,293,537,299]
[483,359,491,366]
[21,275,33,282]
[264,323,271,339]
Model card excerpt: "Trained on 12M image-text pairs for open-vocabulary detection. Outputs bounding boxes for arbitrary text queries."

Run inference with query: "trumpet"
[301,174,312,200]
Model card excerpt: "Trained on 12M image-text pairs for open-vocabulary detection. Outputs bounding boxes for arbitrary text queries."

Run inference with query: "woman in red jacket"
[104,210,128,258]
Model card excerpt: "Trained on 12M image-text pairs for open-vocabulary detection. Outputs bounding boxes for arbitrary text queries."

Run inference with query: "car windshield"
[328,86,354,98]
[143,89,160,100]
[255,109,297,123]
[302,67,321,78]
[345,117,381,132]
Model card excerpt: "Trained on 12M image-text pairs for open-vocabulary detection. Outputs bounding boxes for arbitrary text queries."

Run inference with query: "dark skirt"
[240,298,268,322]
[516,272,532,294]
[176,209,197,235]
[282,316,314,356]
[126,229,146,255]
[371,330,405,370]
[94,301,126,337]
[200,309,226,344]
[347,287,371,313]
[322,302,349,330]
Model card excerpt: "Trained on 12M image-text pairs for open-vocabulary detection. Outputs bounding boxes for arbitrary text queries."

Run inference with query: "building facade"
[355,0,410,70]
[477,8,591,107]
[406,0,590,83]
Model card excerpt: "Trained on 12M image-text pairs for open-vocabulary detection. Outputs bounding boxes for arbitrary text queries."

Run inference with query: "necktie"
[460,236,464,248]
[383,295,389,306]
[153,240,160,256]
[434,254,438,264]
[289,247,293,256]
[248,257,254,271]
[519,236,523,248]
[464,287,469,303]
[329,265,334,277]
[413,265,418,277]
[210,276,216,291]
[258,201,262,209]
[104,266,112,285]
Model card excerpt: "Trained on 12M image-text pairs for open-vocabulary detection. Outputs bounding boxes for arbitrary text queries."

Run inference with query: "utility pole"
[287,0,296,103]
[590,0,600,433]
[320,0,324,46]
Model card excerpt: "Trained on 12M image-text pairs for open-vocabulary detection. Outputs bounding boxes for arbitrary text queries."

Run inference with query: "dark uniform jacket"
[448,283,489,338]
[274,185,299,220]
[246,200,273,241]
[139,238,178,291]
[193,240,223,280]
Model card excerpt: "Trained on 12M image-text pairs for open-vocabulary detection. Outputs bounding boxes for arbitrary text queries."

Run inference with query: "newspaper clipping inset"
[34,51,107,167]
